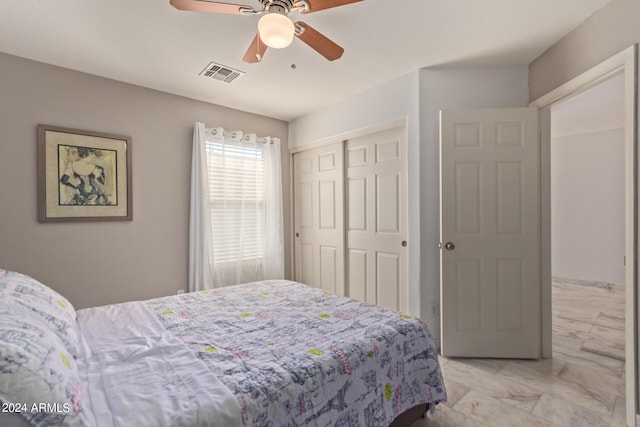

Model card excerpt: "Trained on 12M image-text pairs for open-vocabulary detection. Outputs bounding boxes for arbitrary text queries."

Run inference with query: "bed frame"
[389,403,429,427]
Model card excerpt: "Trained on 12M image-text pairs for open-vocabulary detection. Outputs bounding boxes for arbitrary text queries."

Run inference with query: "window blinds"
[206,141,265,265]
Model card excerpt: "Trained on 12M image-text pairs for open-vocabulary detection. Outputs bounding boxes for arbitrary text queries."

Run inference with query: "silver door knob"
[444,242,455,250]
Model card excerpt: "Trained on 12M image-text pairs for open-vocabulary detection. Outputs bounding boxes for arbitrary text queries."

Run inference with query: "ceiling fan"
[170,0,362,63]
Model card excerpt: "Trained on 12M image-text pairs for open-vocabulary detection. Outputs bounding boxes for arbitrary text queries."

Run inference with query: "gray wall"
[0,52,291,309]
[529,0,640,101]
[551,128,625,285]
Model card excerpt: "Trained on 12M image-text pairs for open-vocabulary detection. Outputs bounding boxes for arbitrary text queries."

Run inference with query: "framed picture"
[37,124,132,222]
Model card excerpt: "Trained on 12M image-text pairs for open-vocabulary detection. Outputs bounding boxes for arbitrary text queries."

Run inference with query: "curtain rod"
[208,127,275,144]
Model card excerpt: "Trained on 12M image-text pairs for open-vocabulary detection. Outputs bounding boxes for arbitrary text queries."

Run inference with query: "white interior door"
[345,126,407,312]
[440,107,541,358]
[293,143,344,295]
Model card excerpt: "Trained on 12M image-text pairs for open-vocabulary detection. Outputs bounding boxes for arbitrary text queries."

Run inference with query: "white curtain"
[189,122,284,291]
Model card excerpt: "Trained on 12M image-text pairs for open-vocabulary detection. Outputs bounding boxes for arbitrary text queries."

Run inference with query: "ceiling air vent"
[199,62,245,84]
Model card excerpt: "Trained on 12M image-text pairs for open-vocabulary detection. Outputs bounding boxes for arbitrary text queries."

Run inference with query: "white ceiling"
[0,0,613,121]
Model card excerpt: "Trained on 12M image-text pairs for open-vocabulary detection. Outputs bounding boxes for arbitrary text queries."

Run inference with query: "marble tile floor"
[413,279,626,427]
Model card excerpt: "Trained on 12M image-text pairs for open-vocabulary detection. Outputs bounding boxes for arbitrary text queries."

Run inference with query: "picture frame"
[37,124,132,222]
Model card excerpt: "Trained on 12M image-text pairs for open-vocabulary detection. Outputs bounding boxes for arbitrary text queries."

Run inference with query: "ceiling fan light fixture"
[258,12,295,49]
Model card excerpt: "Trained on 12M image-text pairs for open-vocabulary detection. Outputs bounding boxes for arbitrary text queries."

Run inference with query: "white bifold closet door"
[293,143,345,295]
[345,127,407,312]
[293,125,407,312]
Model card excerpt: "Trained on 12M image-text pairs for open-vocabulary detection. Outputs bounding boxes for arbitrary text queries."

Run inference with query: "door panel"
[455,162,482,234]
[377,252,400,310]
[346,126,407,312]
[440,108,540,358]
[496,161,523,234]
[299,181,313,228]
[348,178,367,231]
[300,243,314,287]
[319,181,336,229]
[293,143,344,295]
[347,249,367,302]
[455,258,481,331]
[496,258,523,329]
[376,173,400,233]
[319,245,337,293]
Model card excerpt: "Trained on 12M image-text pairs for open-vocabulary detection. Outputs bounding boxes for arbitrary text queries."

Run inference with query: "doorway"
[549,71,626,421]
[531,45,637,425]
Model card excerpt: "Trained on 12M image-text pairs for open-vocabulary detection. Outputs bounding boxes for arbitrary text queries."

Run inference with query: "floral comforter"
[145,280,446,427]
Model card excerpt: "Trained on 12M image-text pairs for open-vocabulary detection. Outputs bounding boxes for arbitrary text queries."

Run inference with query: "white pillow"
[0,270,79,357]
[0,301,87,426]
[0,270,87,426]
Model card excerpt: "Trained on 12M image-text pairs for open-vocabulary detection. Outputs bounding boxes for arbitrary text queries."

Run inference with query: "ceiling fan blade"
[301,0,363,13]
[170,0,252,14]
[242,33,268,63]
[294,22,344,61]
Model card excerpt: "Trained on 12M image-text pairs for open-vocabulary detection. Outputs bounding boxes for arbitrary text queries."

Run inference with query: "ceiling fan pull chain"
[291,38,297,69]
[256,36,262,61]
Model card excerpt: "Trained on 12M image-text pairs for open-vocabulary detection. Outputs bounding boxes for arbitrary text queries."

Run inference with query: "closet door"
[345,126,407,312]
[293,143,344,295]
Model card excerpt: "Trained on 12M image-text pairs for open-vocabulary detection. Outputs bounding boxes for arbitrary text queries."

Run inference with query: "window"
[190,123,283,291]
[206,140,266,265]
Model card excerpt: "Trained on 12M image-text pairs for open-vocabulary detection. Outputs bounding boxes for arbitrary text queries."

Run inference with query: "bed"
[0,269,446,427]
